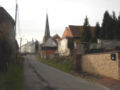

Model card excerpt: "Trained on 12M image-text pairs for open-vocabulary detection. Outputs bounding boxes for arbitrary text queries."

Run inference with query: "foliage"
[80,16,92,53]
[81,16,92,42]
[100,11,120,40]
[0,56,24,90]
[94,22,101,42]
[38,56,73,73]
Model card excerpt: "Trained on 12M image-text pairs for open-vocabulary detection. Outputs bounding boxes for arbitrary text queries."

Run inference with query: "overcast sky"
[0,0,120,44]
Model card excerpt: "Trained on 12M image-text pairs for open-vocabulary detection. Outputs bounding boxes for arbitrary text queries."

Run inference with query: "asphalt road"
[24,55,109,90]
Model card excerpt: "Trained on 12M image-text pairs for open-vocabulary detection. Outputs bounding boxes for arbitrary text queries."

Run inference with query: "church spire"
[43,13,51,43]
[45,13,50,37]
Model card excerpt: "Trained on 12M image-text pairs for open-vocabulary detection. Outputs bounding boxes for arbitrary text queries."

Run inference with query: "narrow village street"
[23,55,109,90]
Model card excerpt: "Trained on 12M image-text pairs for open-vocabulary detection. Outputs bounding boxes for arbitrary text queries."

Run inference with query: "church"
[41,14,60,58]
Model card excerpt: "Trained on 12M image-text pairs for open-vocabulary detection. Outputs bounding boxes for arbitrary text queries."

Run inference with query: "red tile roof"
[69,25,83,37]
[62,25,95,39]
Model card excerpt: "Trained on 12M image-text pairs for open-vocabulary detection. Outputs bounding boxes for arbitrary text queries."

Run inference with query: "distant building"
[52,34,61,44]
[41,38,57,58]
[21,41,36,53]
[43,14,51,43]
[41,14,58,58]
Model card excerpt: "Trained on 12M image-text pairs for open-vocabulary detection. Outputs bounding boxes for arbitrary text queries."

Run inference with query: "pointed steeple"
[43,13,51,43]
[45,14,50,37]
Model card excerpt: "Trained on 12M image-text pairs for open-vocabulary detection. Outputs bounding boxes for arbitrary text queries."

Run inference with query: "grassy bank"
[0,56,24,90]
[38,56,73,73]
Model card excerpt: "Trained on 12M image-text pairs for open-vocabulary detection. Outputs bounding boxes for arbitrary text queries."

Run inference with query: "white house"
[21,41,35,53]
[58,38,70,56]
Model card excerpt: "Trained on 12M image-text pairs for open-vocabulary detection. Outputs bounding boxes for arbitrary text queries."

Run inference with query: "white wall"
[21,41,35,53]
[58,38,70,56]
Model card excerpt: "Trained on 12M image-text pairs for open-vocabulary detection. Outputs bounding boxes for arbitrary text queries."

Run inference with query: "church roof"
[43,14,50,43]
[42,38,57,47]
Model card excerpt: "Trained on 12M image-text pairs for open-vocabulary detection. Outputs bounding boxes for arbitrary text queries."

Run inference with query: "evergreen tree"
[101,11,114,40]
[81,16,92,53]
[112,11,118,39]
[93,22,101,42]
[112,11,117,21]
[117,14,120,39]
[81,16,91,42]
[118,14,120,21]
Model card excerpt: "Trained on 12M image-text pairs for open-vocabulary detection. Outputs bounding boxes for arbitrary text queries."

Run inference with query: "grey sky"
[0,0,120,44]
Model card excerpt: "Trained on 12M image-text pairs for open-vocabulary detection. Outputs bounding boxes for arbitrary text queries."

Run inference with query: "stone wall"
[81,52,120,80]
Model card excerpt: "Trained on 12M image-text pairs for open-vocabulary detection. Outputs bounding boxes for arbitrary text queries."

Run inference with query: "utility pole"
[15,0,22,52]
[20,37,22,52]
[15,0,18,34]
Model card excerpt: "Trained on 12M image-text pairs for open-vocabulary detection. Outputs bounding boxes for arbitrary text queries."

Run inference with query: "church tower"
[43,13,51,43]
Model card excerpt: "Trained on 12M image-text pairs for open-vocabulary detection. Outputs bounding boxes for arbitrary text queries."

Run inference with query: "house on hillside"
[58,25,95,56]
[0,7,18,71]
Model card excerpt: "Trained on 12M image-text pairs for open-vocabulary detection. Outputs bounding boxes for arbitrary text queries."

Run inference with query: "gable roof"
[42,38,57,47]
[62,25,95,39]
[62,27,73,39]
[69,25,83,37]
[52,34,60,40]
[52,34,61,44]
[0,7,14,24]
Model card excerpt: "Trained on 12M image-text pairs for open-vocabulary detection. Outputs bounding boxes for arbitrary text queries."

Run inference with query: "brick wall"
[81,52,120,80]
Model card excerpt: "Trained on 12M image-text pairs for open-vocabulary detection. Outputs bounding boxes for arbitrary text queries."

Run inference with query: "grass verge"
[38,56,73,73]
[0,56,24,90]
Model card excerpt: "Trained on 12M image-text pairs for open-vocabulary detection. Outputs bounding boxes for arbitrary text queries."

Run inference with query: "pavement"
[23,55,109,90]
[71,71,120,90]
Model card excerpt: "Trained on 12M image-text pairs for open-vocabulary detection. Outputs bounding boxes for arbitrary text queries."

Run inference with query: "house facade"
[21,41,36,54]
[58,38,70,56]
[0,7,18,71]
[58,25,95,56]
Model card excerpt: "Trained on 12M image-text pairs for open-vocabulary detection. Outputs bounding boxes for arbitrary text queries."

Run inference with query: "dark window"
[110,53,116,61]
